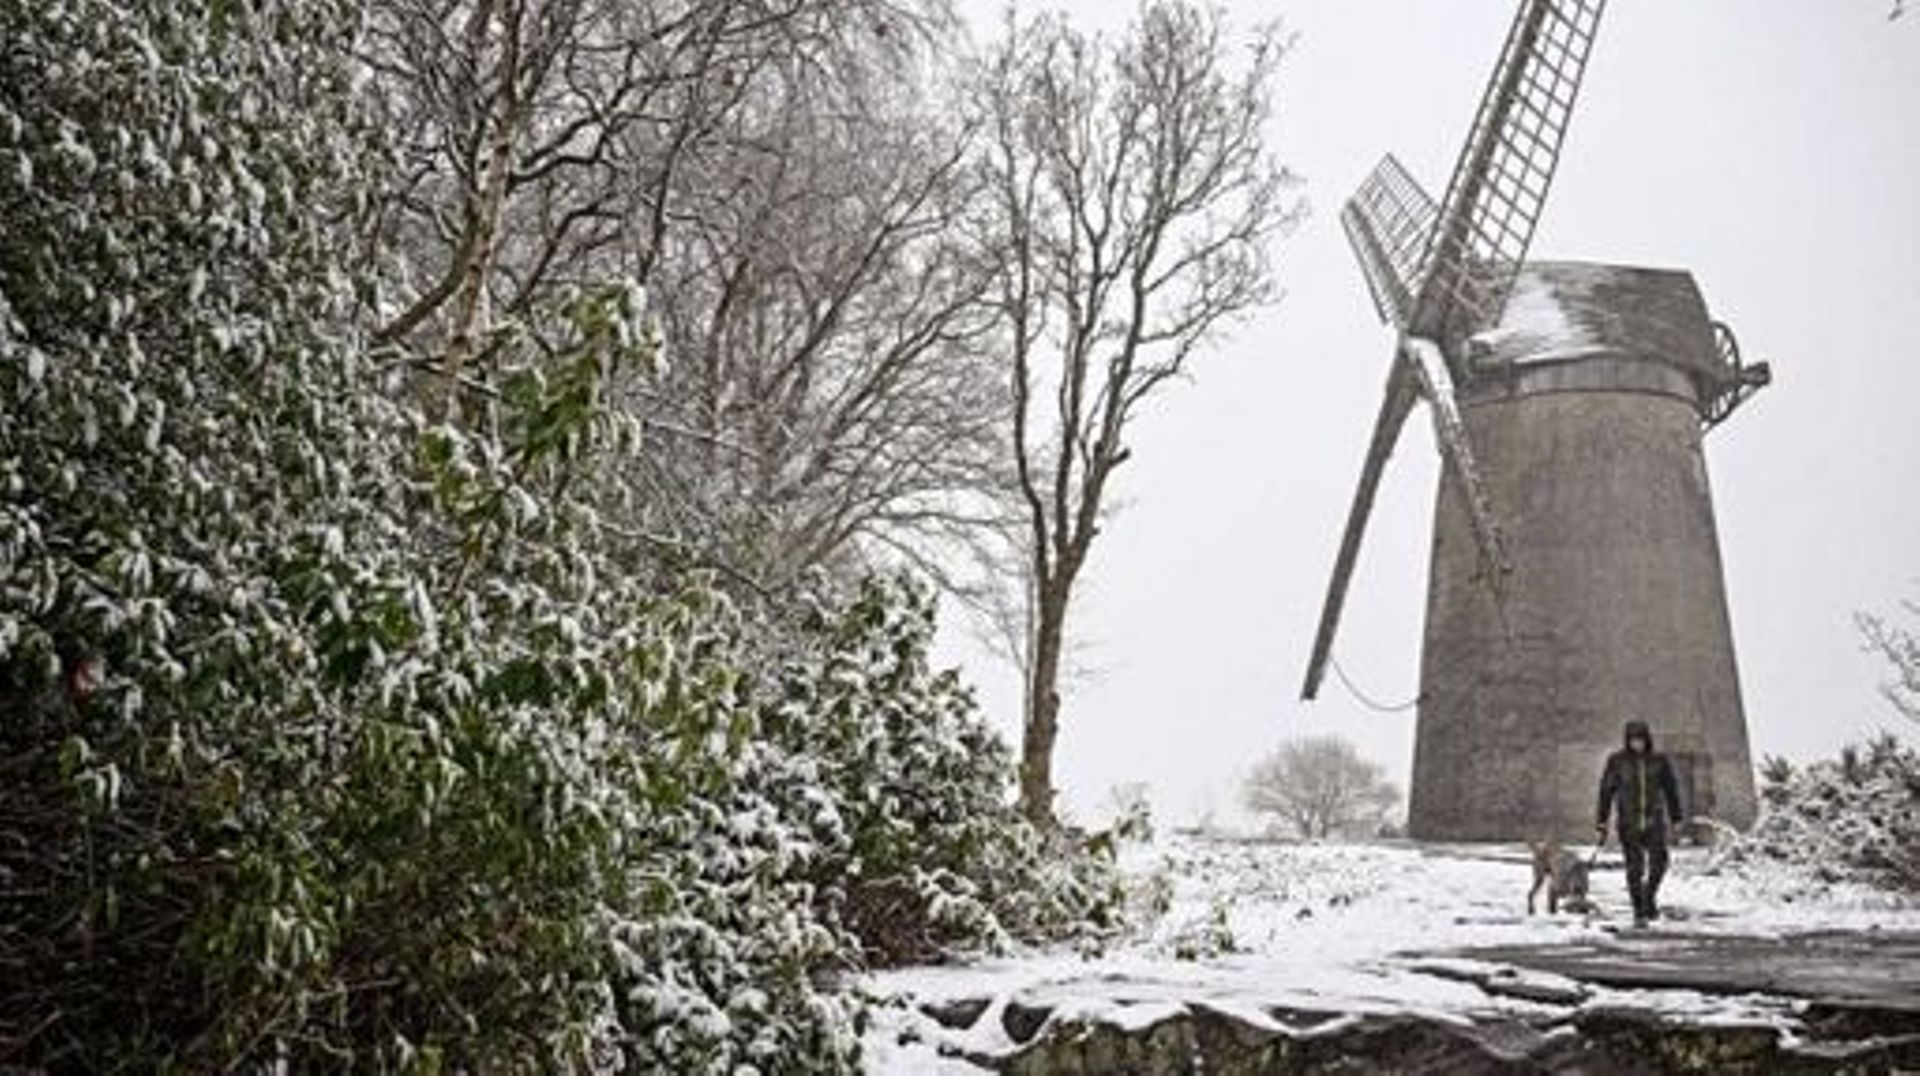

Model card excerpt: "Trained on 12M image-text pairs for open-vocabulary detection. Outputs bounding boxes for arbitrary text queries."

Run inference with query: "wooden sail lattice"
[1302,0,1608,701]
[1340,154,1437,331]
[1417,0,1606,352]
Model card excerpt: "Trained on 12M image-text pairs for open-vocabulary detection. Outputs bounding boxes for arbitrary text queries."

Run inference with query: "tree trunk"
[1020,581,1069,829]
[442,0,520,424]
[442,105,515,422]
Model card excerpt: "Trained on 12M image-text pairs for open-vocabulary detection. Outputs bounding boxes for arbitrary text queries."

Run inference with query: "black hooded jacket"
[1596,720,1683,838]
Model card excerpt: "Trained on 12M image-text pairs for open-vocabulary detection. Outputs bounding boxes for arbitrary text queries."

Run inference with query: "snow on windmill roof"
[1467,262,1725,386]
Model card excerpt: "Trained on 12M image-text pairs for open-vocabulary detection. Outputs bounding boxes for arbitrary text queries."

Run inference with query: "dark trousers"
[1621,829,1669,916]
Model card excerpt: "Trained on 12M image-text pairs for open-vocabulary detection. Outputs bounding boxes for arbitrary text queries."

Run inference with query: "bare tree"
[973,1,1300,826]
[355,0,1031,603]
[362,0,622,410]
[635,59,1010,591]
[1858,597,1920,722]
[360,0,950,410]
[1243,735,1400,841]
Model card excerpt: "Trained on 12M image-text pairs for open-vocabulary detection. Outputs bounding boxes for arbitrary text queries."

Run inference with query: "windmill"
[1303,0,1771,841]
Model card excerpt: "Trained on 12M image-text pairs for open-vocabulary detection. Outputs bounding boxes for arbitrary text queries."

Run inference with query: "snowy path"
[863,837,1920,1072]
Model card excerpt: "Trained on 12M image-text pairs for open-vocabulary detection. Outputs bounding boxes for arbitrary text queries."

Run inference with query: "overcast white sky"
[935,1,1920,828]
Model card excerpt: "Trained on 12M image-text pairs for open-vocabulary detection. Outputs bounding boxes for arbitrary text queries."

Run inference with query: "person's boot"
[1627,880,1648,928]
[1644,887,1662,923]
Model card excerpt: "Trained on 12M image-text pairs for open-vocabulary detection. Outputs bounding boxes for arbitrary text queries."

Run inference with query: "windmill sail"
[1301,0,1606,701]
[1401,336,1508,585]
[1416,0,1607,354]
[1299,337,1512,702]
[1341,154,1437,330]
[1301,363,1421,701]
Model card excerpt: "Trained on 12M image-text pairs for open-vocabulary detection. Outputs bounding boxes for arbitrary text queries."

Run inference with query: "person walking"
[1595,720,1684,927]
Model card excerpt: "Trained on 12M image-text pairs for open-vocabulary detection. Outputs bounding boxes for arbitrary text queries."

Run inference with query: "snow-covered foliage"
[0,2,1115,1070]
[767,579,1125,968]
[605,576,1122,1071]
[1713,736,1920,895]
[2,0,409,1058]
[1103,781,1157,845]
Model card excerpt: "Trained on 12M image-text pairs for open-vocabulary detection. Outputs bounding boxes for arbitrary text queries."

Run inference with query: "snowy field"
[862,836,1920,1072]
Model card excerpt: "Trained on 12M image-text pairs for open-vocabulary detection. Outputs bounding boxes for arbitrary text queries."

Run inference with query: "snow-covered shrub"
[0,1,1119,1070]
[1127,864,1179,927]
[1,0,410,1062]
[1106,782,1157,845]
[0,5,666,1042]
[595,583,864,1074]
[1715,736,1920,894]
[1165,892,1239,962]
[602,576,1122,1068]
[766,576,1125,966]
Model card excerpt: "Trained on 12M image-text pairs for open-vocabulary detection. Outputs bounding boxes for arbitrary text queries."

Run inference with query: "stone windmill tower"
[1300,0,1772,841]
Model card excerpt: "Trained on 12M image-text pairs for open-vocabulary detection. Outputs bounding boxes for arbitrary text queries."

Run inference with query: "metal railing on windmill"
[1301,0,1610,710]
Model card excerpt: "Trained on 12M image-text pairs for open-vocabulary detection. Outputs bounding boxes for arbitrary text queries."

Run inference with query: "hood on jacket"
[1623,720,1653,752]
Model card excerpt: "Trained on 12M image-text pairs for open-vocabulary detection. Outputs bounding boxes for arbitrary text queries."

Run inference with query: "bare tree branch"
[974,1,1300,827]
[1244,735,1401,840]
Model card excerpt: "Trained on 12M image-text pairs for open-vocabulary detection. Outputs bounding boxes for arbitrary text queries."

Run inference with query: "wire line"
[1328,652,1423,713]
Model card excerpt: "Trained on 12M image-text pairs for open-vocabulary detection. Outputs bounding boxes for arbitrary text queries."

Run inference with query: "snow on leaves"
[2,4,1114,1071]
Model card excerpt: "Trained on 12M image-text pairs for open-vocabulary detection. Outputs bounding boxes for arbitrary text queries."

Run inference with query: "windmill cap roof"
[1465,261,1729,388]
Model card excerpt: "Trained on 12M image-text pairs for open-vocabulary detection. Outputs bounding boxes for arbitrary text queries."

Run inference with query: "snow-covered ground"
[862,836,1920,1072]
